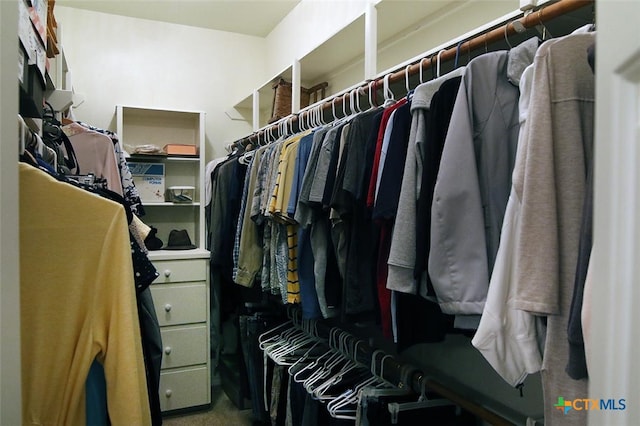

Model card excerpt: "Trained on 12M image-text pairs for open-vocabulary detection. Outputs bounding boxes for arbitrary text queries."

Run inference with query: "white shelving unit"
[230,0,521,133]
[116,105,207,255]
[116,104,211,414]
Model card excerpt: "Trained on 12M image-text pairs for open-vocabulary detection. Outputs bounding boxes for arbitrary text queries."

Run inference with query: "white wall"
[0,1,21,424]
[56,6,266,159]
[265,0,369,78]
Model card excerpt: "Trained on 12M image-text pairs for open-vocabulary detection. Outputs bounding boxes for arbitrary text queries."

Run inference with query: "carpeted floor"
[162,388,253,426]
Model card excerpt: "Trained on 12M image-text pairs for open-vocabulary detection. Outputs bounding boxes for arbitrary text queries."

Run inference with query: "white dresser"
[150,252,211,412]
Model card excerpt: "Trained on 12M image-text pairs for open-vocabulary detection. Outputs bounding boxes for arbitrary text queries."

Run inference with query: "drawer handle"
[163,269,172,278]
[164,346,172,355]
[164,304,172,312]
[165,389,172,398]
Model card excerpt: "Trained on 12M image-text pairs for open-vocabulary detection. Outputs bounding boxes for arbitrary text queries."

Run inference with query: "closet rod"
[372,0,593,90]
[233,0,592,149]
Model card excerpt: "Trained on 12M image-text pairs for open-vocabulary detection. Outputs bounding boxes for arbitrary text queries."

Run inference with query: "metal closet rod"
[235,0,593,148]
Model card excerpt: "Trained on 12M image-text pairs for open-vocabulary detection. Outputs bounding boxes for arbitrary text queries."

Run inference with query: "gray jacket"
[429,38,537,318]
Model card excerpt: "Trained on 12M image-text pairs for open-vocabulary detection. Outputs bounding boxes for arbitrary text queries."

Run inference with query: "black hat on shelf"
[165,229,197,250]
[144,226,163,251]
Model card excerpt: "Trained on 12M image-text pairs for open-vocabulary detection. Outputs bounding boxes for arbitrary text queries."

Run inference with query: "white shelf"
[143,202,201,207]
[127,156,201,163]
[299,14,365,88]
[226,0,528,141]
[116,105,207,251]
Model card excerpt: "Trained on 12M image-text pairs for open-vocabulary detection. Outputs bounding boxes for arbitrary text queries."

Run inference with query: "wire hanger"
[504,20,513,49]
[505,17,527,49]
[536,8,553,40]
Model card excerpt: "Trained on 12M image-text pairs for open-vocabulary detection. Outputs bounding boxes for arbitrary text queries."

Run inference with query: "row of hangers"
[229,1,568,153]
[258,310,456,422]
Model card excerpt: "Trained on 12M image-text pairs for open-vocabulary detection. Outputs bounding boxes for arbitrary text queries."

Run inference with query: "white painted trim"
[292,59,301,113]
[591,2,640,424]
[364,2,377,80]
[252,89,259,132]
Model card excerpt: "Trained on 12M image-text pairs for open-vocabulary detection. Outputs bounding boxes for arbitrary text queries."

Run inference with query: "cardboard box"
[128,162,165,202]
[163,144,198,156]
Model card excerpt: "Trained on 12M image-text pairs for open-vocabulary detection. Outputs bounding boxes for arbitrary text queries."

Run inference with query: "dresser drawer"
[151,284,207,326]
[161,325,208,369]
[159,366,210,412]
[153,259,207,284]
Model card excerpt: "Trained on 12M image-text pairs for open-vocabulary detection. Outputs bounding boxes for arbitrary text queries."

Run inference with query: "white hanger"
[296,327,341,383]
[312,334,363,400]
[405,64,412,93]
[266,126,272,144]
[313,358,358,400]
[355,87,364,113]
[383,74,395,107]
[436,49,446,78]
[419,57,429,84]
[303,331,351,392]
[316,104,324,126]
[258,320,293,350]
[332,97,339,121]
[299,112,306,132]
[367,80,376,109]
[349,90,356,116]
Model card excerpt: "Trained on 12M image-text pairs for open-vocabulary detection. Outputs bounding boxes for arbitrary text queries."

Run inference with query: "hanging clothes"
[235,147,267,288]
[511,31,594,426]
[330,108,381,320]
[295,128,333,319]
[429,37,538,329]
[62,122,124,196]
[306,125,348,318]
[371,101,413,339]
[472,62,546,389]
[387,73,464,350]
[19,163,151,425]
[390,67,466,297]
[73,121,146,217]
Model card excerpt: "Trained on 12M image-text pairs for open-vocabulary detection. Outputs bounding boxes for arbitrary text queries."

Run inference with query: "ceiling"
[55,0,302,37]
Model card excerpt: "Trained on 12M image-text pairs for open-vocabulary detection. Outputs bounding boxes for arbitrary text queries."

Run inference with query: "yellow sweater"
[19,164,151,425]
